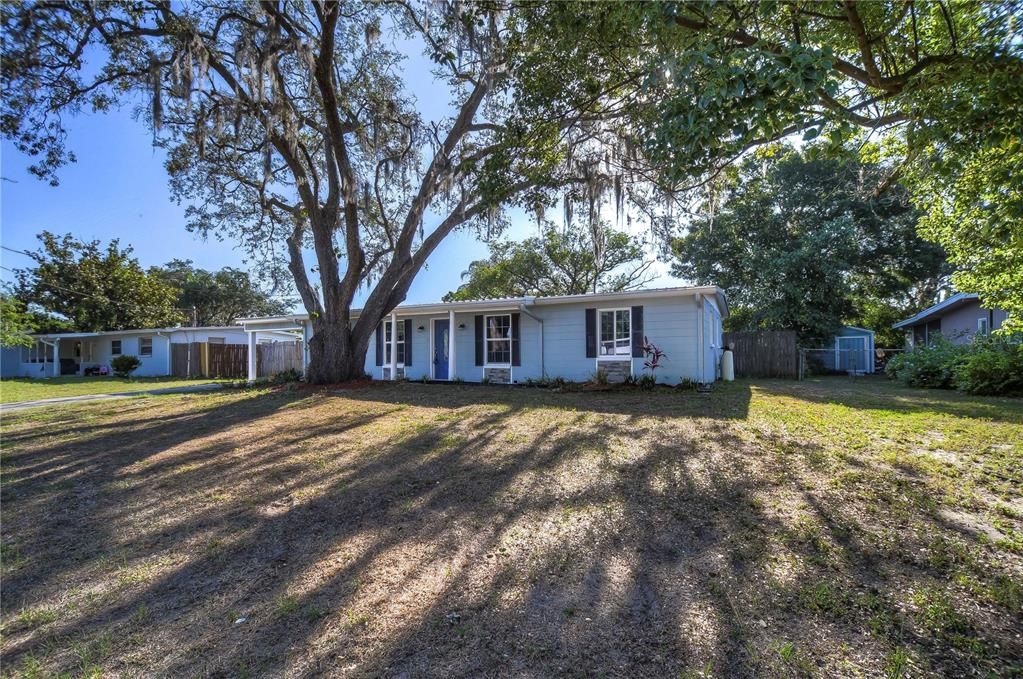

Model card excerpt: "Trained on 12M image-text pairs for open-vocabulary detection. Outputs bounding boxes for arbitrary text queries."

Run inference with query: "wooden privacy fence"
[256,341,303,377]
[723,330,799,379]
[171,341,303,379]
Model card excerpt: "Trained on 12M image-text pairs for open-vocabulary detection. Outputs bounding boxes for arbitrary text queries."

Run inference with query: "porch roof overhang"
[28,325,249,341]
[236,285,730,330]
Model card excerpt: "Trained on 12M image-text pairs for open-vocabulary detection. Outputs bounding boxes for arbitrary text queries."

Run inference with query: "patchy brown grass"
[1,378,1021,678]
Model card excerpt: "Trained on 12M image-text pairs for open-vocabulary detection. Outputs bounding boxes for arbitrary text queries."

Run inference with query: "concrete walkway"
[1,383,224,413]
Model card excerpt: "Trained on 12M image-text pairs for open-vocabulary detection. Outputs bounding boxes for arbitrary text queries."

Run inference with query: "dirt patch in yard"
[1,378,1021,677]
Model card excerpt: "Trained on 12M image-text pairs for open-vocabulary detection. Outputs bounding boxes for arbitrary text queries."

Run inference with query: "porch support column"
[247,331,258,382]
[52,339,60,377]
[448,309,456,381]
[389,312,398,380]
[301,321,311,376]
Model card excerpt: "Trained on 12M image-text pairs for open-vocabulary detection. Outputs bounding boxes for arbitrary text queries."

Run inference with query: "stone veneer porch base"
[596,359,631,383]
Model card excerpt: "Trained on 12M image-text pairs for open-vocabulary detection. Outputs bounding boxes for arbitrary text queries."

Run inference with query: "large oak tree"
[2,1,606,382]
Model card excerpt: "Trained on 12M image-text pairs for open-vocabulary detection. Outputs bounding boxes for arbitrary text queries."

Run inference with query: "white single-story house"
[1,326,298,378]
[238,286,728,385]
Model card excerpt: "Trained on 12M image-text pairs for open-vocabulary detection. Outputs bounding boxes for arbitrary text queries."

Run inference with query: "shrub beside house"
[887,293,1021,395]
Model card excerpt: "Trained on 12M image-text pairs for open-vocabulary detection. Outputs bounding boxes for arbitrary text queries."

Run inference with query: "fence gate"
[207,343,248,378]
[171,341,302,379]
[257,342,303,377]
[722,331,799,379]
[171,343,203,378]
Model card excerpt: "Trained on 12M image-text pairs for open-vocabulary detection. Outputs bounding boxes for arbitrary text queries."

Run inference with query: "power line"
[1,245,34,258]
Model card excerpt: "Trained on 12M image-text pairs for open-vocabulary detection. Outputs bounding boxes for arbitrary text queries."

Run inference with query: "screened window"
[978,318,989,335]
[25,341,54,363]
[599,309,631,357]
[485,314,511,365]
[139,337,153,356]
[208,337,225,344]
[384,321,406,365]
[111,339,122,356]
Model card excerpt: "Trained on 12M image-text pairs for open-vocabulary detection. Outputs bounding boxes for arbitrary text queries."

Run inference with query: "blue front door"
[433,320,450,380]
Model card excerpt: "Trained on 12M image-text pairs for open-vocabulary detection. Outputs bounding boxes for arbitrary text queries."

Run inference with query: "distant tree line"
[1,231,289,345]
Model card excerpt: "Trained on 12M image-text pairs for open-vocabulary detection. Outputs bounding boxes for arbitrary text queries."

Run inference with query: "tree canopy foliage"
[2,1,615,382]
[14,232,183,332]
[672,151,948,344]
[0,294,37,348]
[444,223,651,301]
[152,259,290,326]
[508,1,1023,329]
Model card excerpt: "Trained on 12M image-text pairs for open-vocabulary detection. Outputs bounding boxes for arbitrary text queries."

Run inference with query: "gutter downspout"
[519,303,544,377]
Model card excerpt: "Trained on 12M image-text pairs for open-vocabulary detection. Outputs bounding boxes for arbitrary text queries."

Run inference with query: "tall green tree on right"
[508,1,1022,329]
[671,152,948,344]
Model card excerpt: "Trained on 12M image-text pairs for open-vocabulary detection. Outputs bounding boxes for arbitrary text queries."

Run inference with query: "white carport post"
[52,338,60,377]
[448,309,456,381]
[301,321,311,376]
[389,312,398,380]
[247,330,258,382]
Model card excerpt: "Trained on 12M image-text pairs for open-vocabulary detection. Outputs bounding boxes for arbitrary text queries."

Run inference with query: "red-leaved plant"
[642,337,667,373]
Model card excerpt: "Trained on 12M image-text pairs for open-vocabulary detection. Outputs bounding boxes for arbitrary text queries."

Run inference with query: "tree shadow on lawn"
[339,379,755,421]
[757,375,1023,424]
[1,383,1019,677]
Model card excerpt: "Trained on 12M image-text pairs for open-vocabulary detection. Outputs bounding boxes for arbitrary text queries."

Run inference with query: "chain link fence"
[799,347,906,379]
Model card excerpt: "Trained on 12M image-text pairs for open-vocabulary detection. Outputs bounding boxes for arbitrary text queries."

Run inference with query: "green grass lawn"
[0,376,226,404]
[0,377,1020,677]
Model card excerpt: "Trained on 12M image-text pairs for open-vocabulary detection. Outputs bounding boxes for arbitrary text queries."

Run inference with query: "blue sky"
[1,34,680,312]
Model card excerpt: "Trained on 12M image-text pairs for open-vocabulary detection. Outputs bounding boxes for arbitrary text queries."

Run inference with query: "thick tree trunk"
[306,317,372,384]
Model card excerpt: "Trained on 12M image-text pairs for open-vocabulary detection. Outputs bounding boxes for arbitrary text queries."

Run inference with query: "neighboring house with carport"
[1,326,297,378]
[893,292,1008,347]
[237,286,728,385]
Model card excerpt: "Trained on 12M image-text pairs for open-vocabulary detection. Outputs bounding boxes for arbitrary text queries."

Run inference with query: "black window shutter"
[585,308,597,358]
[511,313,521,366]
[474,315,484,366]
[631,305,644,358]
[404,319,413,366]
[375,322,383,366]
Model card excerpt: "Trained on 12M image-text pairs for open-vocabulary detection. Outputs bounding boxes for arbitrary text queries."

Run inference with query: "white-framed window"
[139,337,153,356]
[978,317,989,335]
[111,339,122,356]
[208,336,225,344]
[485,314,511,365]
[598,308,631,357]
[384,320,406,365]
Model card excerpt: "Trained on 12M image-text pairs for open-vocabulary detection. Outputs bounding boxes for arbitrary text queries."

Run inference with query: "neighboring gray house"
[1,326,296,379]
[893,292,1008,347]
[238,286,728,385]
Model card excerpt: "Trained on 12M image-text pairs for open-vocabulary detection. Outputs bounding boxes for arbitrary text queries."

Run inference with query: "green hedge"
[886,335,1023,395]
